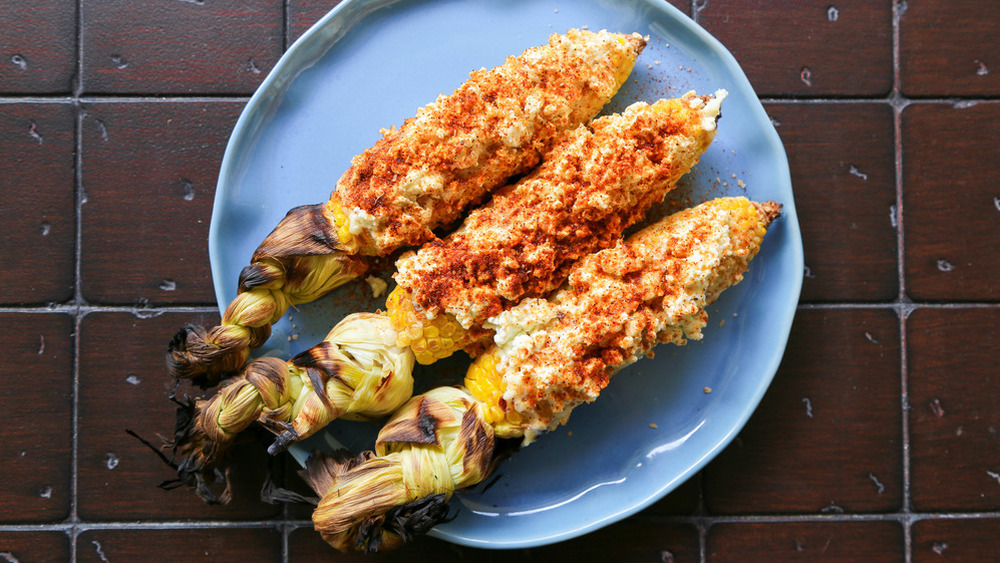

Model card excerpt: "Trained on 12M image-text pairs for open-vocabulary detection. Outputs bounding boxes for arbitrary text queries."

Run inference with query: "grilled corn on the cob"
[387,91,727,364]
[467,197,781,442]
[300,197,782,551]
[166,29,648,387]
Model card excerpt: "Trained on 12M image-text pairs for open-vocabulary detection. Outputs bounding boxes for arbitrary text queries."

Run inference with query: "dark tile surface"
[908,308,1000,512]
[767,102,898,302]
[77,312,281,520]
[5,0,1000,560]
[287,0,344,45]
[647,471,702,516]
[911,518,1000,562]
[0,313,74,523]
[77,528,282,562]
[900,0,1000,97]
[704,309,903,514]
[0,1,77,93]
[80,0,283,94]
[0,102,76,304]
[289,526,488,562]
[698,0,893,97]
[291,520,700,562]
[80,101,241,305]
[706,521,905,562]
[512,521,700,563]
[0,531,71,562]
[902,102,1000,302]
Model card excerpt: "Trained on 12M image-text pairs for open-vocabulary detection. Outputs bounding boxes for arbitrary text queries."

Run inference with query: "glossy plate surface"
[210,0,803,549]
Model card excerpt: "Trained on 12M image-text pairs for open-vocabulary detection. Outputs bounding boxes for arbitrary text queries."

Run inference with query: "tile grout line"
[71,0,85,560]
[891,2,914,563]
[7,301,1000,317]
[4,507,1000,533]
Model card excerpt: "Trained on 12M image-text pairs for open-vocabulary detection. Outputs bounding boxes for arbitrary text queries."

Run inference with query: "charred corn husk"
[300,387,494,552]
[167,313,414,503]
[302,197,781,551]
[466,197,782,442]
[166,29,648,387]
[388,91,727,365]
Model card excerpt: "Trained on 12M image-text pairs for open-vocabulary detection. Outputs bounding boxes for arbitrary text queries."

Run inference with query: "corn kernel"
[326,196,355,248]
[384,285,473,365]
[506,409,523,424]
[464,350,522,428]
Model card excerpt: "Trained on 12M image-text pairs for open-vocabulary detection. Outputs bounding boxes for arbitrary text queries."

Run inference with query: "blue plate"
[210,0,803,549]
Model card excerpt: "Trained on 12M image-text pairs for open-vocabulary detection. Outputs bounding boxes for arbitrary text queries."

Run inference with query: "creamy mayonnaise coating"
[483,197,779,442]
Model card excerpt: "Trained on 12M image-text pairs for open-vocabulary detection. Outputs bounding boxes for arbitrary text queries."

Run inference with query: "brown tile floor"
[1,0,999,561]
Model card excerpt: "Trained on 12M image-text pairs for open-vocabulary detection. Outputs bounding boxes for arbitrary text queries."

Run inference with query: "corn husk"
[306,387,494,552]
[167,312,414,503]
[262,313,416,453]
[167,208,369,388]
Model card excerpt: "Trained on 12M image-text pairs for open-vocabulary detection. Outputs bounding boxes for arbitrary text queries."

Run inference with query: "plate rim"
[209,0,804,549]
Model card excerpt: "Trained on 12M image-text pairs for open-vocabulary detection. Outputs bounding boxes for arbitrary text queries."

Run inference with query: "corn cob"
[167,313,414,503]
[467,197,782,442]
[298,197,782,551]
[387,91,727,365]
[166,29,648,387]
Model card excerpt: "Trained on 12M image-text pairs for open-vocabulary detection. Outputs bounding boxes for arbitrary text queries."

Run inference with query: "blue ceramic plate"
[210,0,803,549]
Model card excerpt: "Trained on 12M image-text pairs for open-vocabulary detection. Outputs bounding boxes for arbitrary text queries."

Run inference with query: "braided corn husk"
[168,313,413,502]
[303,387,493,552]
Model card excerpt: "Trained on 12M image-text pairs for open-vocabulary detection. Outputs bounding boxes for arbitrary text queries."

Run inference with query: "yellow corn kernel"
[464,350,523,429]
[384,285,471,365]
[715,197,768,244]
[326,195,355,248]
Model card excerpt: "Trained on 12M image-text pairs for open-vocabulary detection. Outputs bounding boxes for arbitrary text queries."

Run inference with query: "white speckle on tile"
[868,472,885,494]
[800,67,813,86]
[92,540,109,563]
[106,453,119,470]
